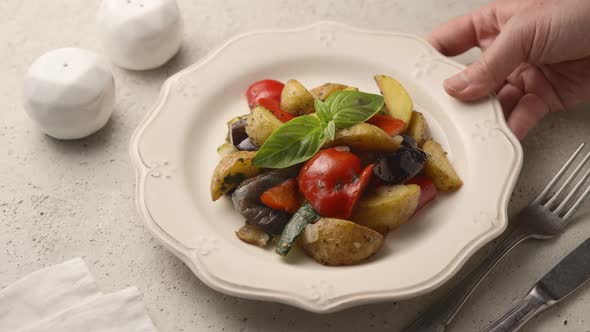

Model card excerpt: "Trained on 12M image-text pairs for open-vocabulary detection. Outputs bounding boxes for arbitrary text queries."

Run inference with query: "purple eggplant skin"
[401,135,417,149]
[230,118,249,146]
[237,138,259,151]
[373,147,428,184]
[231,168,299,235]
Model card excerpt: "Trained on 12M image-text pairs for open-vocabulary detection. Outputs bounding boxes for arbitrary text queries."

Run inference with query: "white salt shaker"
[97,0,183,71]
[23,48,115,140]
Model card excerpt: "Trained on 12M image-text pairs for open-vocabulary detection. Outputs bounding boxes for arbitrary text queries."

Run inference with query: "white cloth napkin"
[0,258,158,332]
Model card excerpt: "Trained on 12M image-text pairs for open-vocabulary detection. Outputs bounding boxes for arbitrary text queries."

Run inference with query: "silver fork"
[405,143,590,332]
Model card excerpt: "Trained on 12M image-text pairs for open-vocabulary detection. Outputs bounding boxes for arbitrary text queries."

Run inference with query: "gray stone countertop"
[2,1,590,331]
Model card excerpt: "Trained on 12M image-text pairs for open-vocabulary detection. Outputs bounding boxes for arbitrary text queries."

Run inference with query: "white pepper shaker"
[97,0,183,71]
[23,48,115,140]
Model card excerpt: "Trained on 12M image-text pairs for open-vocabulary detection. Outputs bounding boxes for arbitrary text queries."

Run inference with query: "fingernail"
[444,73,469,93]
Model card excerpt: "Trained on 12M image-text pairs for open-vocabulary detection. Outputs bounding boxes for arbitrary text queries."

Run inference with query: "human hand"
[429,0,590,139]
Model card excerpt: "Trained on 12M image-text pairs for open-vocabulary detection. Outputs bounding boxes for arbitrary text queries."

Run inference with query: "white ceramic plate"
[130,22,522,313]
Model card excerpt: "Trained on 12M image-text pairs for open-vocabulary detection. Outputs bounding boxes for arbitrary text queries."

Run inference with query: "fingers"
[508,94,549,140]
[497,83,523,119]
[507,64,567,113]
[444,19,531,101]
[500,63,566,139]
[428,14,478,56]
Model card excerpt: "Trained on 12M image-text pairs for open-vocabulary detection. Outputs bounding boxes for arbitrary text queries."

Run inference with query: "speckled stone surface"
[2,1,590,331]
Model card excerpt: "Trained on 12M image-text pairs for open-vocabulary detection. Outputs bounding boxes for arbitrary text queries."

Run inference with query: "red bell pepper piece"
[406,176,438,214]
[260,178,300,214]
[367,114,406,136]
[258,98,296,123]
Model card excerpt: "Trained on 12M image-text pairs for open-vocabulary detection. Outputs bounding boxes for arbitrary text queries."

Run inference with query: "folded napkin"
[0,258,158,332]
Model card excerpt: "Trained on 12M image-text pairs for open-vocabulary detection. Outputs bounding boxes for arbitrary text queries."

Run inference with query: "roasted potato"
[235,224,270,247]
[325,123,402,152]
[210,151,262,201]
[422,140,463,192]
[350,184,420,234]
[310,83,349,101]
[299,218,384,266]
[374,75,413,130]
[217,142,238,158]
[246,106,283,146]
[407,111,431,147]
[280,79,315,115]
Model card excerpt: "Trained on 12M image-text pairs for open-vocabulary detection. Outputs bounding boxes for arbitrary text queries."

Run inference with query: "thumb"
[444,18,531,101]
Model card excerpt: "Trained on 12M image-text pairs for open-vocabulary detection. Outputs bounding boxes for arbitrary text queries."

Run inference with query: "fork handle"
[482,285,555,332]
[405,225,531,332]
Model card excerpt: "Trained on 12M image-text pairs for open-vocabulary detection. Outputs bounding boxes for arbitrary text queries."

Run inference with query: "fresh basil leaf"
[315,99,330,123]
[253,115,325,169]
[325,91,385,128]
[324,120,335,141]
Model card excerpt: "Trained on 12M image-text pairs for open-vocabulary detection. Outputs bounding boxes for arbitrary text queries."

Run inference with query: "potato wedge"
[235,224,269,247]
[210,151,262,201]
[407,111,431,147]
[422,140,463,192]
[310,83,349,101]
[350,184,420,234]
[246,106,283,146]
[280,79,315,115]
[300,218,384,266]
[374,75,413,130]
[325,123,402,152]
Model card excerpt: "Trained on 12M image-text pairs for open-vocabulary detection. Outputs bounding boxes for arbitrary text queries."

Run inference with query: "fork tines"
[534,143,590,219]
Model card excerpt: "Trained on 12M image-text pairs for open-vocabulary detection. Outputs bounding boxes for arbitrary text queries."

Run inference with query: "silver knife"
[483,237,590,332]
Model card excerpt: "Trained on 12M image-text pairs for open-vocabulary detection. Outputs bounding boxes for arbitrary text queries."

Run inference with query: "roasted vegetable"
[229,118,249,146]
[246,106,283,146]
[280,79,315,115]
[236,224,270,247]
[374,75,413,130]
[276,202,320,256]
[300,218,384,266]
[217,143,238,158]
[232,168,299,235]
[326,123,402,152]
[237,138,259,151]
[246,79,284,109]
[366,114,406,136]
[310,83,349,101]
[260,178,300,214]
[299,148,374,219]
[407,111,431,147]
[210,151,262,201]
[226,115,249,144]
[401,134,418,148]
[373,147,427,184]
[406,176,438,214]
[258,98,295,123]
[356,151,381,168]
[350,184,420,234]
[422,140,463,192]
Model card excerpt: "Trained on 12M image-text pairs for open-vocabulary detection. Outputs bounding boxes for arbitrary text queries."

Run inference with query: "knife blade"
[483,237,590,332]
[537,237,590,301]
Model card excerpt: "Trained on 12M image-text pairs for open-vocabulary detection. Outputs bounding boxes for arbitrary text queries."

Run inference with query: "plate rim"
[129,21,523,313]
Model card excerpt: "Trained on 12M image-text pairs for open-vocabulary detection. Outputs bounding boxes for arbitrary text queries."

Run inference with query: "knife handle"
[482,285,556,332]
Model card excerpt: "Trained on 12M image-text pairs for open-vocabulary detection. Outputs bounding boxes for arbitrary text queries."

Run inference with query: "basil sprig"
[252,90,384,169]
